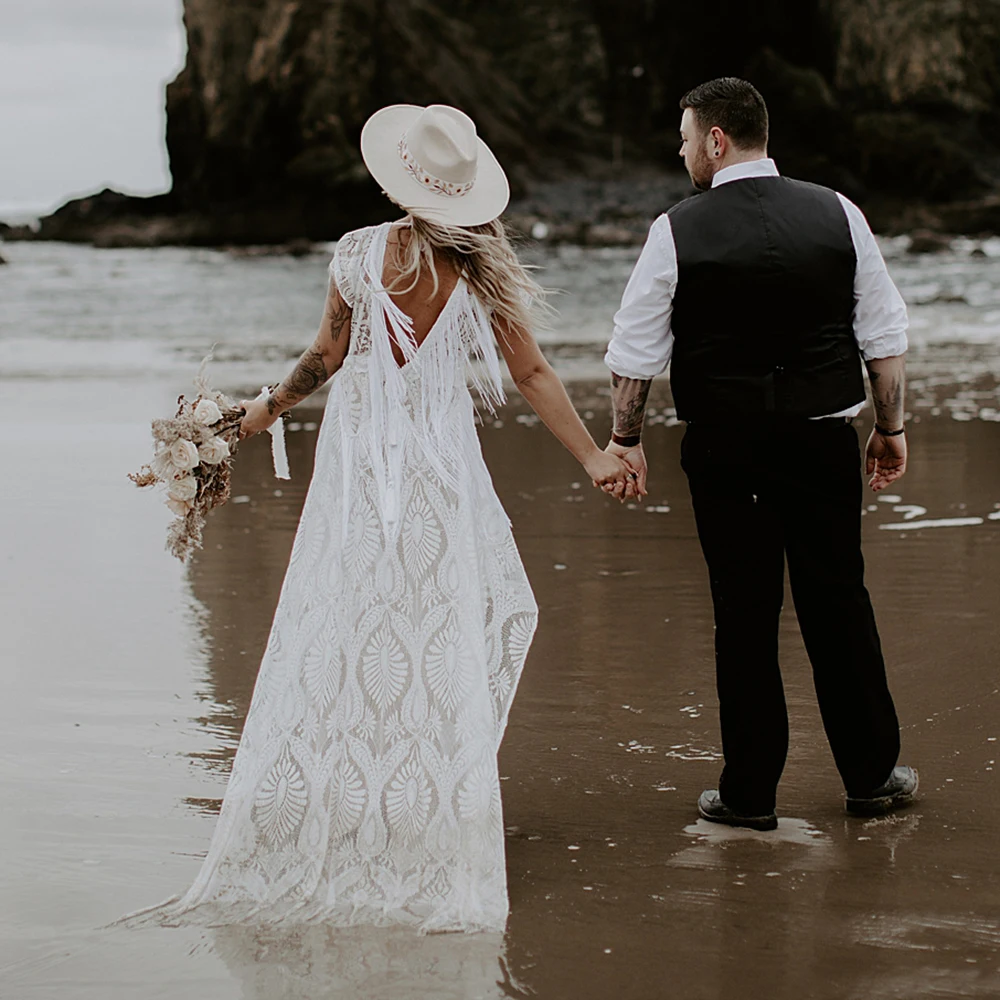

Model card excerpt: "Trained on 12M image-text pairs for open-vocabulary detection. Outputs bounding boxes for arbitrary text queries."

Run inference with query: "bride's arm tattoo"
[611,372,652,440]
[268,288,353,414]
[269,348,330,413]
[326,293,352,344]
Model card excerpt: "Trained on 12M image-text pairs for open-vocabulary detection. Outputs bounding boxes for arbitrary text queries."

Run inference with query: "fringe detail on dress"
[358,222,507,545]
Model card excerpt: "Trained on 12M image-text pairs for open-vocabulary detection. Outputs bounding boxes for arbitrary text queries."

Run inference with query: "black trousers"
[680,417,900,815]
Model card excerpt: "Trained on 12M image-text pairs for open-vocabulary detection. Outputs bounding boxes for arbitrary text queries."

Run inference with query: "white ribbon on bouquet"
[254,386,291,480]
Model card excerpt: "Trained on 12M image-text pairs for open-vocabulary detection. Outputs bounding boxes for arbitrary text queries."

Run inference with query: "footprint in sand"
[669,818,835,873]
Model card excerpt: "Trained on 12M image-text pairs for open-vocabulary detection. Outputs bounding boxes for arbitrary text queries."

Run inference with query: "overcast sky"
[0,0,186,219]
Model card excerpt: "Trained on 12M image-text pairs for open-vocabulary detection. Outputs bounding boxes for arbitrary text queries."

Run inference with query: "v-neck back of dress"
[379,224,464,370]
[322,221,509,548]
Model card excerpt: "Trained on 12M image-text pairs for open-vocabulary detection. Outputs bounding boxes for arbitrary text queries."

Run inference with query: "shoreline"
[4,174,1000,250]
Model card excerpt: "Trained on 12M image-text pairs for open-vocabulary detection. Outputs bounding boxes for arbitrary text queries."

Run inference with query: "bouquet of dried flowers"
[130,360,289,562]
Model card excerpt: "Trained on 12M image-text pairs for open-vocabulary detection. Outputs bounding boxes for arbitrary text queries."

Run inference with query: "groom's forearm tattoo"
[872,376,903,427]
[610,373,652,439]
[865,361,905,427]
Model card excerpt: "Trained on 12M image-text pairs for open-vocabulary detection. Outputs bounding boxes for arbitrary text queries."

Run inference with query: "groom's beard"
[689,168,713,191]
[686,151,714,191]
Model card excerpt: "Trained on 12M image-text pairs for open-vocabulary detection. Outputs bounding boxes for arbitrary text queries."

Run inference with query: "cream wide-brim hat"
[360,104,510,228]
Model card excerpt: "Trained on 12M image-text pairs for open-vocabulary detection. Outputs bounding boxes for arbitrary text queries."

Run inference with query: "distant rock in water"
[907,230,953,254]
[21,0,1000,245]
[32,189,201,246]
[226,239,319,258]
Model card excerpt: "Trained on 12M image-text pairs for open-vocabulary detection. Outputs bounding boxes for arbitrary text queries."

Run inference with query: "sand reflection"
[210,924,521,1000]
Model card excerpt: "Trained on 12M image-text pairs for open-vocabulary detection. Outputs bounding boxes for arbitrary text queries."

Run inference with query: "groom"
[603,77,917,830]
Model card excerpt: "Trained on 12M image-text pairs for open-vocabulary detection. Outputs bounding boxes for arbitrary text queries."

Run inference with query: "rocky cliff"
[26,0,1000,244]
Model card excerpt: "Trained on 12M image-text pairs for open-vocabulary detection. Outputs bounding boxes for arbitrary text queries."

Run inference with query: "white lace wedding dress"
[120,221,538,933]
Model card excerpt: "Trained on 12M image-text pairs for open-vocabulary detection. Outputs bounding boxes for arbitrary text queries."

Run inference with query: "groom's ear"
[708,126,727,159]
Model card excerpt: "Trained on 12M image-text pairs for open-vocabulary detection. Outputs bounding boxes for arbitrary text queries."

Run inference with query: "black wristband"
[874,423,905,437]
[611,431,642,447]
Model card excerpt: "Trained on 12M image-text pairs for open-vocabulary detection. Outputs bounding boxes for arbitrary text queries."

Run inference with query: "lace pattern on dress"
[114,221,537,934]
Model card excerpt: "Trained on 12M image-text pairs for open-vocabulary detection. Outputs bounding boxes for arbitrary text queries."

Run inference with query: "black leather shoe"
[845,765,919,816]
[697,789,778,831]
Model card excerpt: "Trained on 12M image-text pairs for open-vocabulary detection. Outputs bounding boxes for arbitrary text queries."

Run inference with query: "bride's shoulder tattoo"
[327,295,352,344]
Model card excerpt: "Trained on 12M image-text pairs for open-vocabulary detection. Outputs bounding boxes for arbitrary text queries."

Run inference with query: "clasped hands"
[585,441,648,503]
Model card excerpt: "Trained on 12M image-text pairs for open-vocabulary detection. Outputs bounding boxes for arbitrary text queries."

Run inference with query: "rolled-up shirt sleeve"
[837,193,909,361]
[604,214,677,379]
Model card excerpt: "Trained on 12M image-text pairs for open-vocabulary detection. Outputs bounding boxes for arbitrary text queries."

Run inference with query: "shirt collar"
[711,157,779,188]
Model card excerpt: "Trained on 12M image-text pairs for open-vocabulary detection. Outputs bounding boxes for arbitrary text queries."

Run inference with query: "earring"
[714,151,720,157]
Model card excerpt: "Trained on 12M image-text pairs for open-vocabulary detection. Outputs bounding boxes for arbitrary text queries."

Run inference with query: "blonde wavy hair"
[385,214,552,338]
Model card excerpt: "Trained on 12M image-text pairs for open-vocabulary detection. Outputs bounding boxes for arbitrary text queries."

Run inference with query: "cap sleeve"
[329,227,372,308]
[329,239,355,307]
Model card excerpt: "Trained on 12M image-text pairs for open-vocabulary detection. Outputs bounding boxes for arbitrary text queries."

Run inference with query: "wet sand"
[1,377,999,999]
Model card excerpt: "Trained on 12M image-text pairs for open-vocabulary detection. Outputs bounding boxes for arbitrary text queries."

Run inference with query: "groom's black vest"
[667,176,865,421]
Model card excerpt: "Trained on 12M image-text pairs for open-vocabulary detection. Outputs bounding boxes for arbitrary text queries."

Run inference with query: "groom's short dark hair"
[680,78,769,149]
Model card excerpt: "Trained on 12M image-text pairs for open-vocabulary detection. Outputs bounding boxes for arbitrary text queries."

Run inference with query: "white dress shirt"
[603,158,909,419]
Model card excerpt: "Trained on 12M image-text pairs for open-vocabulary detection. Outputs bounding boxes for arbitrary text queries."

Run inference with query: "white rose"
[198,435,230,465]
[167,475,198,502]
[193,398,223,426]
[169,437,200,470]
[165,497,193,516]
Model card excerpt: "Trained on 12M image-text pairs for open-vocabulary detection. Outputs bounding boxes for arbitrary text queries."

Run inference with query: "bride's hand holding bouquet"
[238,393,282,439]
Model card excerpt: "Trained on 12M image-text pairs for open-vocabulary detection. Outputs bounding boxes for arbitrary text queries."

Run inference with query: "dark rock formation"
[22,0,1000,245]
[0,221,35,242]
[823,0,1000,121]
[33,189,204,246]
[163,0,533,238]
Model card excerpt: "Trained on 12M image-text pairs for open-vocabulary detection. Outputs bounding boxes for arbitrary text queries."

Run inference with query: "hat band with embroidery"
[397,135,476,198]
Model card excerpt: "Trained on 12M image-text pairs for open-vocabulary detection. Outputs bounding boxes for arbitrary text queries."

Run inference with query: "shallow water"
[1,241,999,997]
[3,236,1000,393]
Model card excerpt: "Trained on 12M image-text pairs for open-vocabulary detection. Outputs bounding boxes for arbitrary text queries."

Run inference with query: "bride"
[123,104,638,934]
